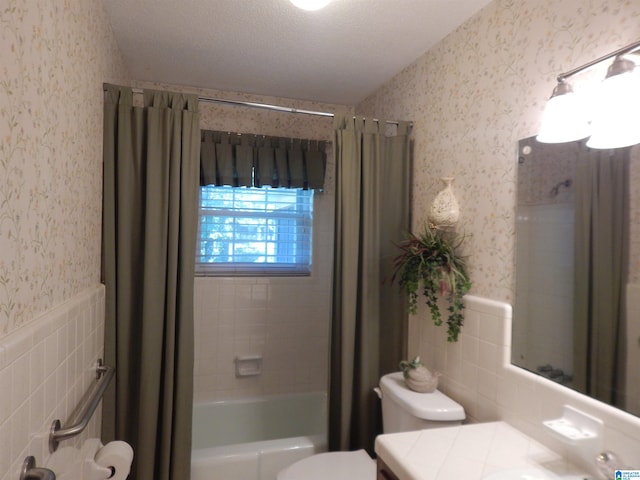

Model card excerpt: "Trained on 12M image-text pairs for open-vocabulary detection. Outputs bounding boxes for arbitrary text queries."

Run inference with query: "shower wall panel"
[193,192,334,402]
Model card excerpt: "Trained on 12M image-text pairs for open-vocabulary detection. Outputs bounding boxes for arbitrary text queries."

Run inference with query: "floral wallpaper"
[356,0,640,302]
[0,0,129,337]
[1,0,637,342]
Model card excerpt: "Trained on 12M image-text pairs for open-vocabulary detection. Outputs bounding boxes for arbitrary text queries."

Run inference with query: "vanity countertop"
[375,421,588,480]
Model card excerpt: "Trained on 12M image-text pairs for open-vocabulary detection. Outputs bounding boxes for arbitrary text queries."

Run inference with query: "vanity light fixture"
[586,55,640,149]
[289,0,331,11]
[536,79,591,143]
[537,39,640,149]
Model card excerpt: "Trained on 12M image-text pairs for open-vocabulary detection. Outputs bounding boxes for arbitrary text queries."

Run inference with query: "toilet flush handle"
[373,387,382,399]
[20,457,55,480]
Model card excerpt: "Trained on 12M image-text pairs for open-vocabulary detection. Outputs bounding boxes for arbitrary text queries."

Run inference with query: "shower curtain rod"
[124,87,411,127]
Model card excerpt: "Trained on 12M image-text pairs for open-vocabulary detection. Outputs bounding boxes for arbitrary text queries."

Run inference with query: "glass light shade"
[536,87,591,143]
[586,68,640,149]
[289,0,331,10]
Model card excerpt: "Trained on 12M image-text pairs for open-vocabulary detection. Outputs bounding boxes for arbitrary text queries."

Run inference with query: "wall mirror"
[512,135,640,417]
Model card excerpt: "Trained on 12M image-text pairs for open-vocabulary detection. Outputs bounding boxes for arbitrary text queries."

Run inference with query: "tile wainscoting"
[0,285,105,480]
[414,294,640,472]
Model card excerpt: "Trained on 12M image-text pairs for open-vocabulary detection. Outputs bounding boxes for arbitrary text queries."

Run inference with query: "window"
[196,185,314,276]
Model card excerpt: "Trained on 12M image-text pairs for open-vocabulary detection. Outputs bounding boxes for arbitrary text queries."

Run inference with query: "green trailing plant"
[391,226,471,342]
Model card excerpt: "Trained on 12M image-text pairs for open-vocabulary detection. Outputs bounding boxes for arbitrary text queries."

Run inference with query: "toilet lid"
[277,450,375,480]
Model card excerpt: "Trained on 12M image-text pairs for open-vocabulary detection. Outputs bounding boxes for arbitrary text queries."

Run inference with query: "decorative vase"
[428,177,460,229]
[405,365,440,393]
[399,356,440,393]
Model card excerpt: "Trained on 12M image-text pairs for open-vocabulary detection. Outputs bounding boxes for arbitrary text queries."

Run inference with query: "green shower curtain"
[573,146,629,406]
[330,115,410,455]
[102,84,200,480]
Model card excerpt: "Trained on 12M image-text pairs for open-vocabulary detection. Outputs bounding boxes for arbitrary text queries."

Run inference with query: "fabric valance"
[200,130,327,190]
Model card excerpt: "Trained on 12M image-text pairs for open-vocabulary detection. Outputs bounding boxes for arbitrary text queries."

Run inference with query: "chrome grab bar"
[49,359,115,452]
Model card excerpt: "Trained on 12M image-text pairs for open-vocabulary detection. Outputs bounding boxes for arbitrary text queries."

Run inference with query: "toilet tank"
[379,372,465,434]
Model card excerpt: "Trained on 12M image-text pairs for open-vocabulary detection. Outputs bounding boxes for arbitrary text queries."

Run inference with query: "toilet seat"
[277,450,375,480]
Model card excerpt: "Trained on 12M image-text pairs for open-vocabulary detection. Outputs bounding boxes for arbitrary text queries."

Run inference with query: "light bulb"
[586,65,640,149]
[537,82,590,143]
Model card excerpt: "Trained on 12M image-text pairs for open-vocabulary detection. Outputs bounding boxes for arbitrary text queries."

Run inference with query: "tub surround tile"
[193,225,333,401]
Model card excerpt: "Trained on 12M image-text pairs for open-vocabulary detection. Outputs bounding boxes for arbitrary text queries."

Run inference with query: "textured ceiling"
[102,0,493,105]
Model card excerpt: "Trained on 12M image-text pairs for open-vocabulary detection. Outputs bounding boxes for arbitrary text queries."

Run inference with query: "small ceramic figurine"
[399,356,440,393]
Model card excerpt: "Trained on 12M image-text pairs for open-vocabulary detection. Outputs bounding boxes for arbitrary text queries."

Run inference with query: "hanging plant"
[391,226,471,342]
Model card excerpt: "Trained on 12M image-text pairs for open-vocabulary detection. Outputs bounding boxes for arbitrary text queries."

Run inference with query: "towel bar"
[49,359,115,452]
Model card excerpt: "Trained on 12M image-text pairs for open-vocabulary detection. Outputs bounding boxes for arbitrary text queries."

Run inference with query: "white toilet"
[277,371,465,480]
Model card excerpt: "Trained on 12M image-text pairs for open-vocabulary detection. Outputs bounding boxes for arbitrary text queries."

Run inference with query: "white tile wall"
[626,284,640,418]
[0,285,105,480]
[412,294,640,472]
[193,192,334,402]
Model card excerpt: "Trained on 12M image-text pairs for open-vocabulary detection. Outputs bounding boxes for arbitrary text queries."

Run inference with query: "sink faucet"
[596,451,630,480]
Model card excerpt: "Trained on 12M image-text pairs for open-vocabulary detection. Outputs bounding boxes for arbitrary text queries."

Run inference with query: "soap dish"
[543,418,597,441]
[543,405,602,445]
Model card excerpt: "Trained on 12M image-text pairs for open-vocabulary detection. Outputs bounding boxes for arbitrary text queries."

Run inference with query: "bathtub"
[191,392,327,480]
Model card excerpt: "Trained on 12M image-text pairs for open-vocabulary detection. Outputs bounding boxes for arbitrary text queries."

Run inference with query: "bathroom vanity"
[375,421,587,480]
[377,456,401,480]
